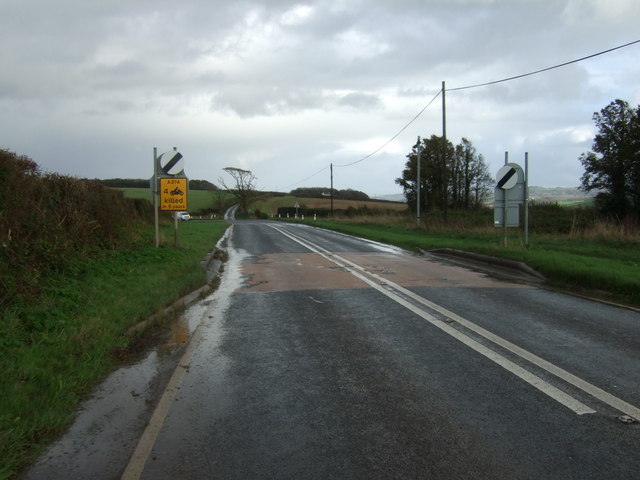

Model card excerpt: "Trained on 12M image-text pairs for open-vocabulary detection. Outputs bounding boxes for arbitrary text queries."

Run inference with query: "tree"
[290,187,369,200]
[396,135,452,213]
[218,167,258,214]
[470,154,493,208]
[579,99,640,218]
[396,136,492,213]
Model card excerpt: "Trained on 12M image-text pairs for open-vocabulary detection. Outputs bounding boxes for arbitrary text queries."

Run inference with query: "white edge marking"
[122,226,237,479]
[120,323,206,480]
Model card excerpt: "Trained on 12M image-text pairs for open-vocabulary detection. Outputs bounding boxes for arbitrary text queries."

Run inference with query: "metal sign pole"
[525,152,529,247]
[153,147,159,247]
[174,212,178,247]
[503,151,508,247]
[172,147,179,247]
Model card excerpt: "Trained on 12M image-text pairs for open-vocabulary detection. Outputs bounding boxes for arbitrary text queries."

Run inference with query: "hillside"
[528,186,594,204]
[374,187,593,206]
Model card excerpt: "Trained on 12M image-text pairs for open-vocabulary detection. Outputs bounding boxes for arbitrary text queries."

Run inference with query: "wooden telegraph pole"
[442,81,448,225]
[416,136,421,225]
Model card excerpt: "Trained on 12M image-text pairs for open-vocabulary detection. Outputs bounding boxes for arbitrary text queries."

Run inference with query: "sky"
[1,0,639,197]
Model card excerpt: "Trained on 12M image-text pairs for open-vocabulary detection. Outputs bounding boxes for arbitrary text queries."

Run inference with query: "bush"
[253,209,269,220]
[0,149,152,310]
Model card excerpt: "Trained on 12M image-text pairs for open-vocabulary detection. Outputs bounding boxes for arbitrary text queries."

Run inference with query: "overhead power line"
[281,164,331,190]
[448,38,640,92]
[283,38,640,189]
[333,90,442,168]
[334,39,640,171]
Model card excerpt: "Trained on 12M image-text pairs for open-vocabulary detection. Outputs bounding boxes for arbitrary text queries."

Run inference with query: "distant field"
[254,195,407,215]
[118,187,225,213]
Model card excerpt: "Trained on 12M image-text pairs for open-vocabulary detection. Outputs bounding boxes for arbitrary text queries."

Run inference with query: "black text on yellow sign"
[160,177,188,211]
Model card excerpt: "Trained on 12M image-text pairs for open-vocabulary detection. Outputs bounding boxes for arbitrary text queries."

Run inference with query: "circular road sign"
[158,150,184,175]
[496,165,518,190]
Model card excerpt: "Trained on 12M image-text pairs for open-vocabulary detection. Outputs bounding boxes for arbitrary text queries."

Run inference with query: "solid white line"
[294,234,639,418]
[121,323,205,480]
[121,226,237,480]
[392,283,640,421]
[372,285,597,416]
[270,225,596,416]
[338,259,640,421]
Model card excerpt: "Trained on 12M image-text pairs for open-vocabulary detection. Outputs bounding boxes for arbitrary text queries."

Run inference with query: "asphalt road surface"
[24,220,640,480]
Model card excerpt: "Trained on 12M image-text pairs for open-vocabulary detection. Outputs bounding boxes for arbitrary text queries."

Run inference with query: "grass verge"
[0,220,229,480]
[300,218,640,308]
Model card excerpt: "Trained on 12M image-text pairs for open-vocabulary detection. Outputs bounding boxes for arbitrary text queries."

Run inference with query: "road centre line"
[365,275,640,422]
[271,225,639,419]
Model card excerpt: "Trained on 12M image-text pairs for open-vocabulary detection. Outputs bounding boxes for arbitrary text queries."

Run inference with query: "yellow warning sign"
[160,177,188,211]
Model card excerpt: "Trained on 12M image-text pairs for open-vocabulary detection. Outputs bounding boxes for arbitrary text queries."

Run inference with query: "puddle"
[160,300,211,351]
[22,229,245,480]
[22,294,216,480]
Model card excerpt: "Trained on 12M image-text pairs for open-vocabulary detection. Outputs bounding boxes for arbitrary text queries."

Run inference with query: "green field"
[118,187,230,214]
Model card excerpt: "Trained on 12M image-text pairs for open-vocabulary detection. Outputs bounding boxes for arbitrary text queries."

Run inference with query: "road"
[24,220,640,479]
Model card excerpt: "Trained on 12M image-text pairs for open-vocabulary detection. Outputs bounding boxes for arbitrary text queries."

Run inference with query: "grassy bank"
[1,220,229,480]
[299,218,640,308]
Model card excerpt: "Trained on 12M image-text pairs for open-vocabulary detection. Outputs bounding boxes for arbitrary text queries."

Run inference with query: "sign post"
[524,152,529,247]
[151,147,188,247]
[153,148,159,247]
[494,152,527,247]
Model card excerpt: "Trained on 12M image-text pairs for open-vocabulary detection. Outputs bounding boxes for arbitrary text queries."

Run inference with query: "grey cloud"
[337,92,382,110]
[211,85,327,117]
[1,0,638,195]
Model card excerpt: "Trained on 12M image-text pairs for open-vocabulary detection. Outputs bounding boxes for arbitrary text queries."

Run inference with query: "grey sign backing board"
[494,162,526,228]
[494,202,520,227]
[494,183,526,204]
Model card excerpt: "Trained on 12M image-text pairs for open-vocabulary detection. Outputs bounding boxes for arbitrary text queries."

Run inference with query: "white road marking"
[121,321,206,480]
[121,226,241,480]
[122,222,639,479]
[373,278,640,421]
[271,225,640,419]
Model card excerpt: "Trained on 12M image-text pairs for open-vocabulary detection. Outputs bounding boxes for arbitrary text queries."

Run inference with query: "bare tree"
[218,167,258,214]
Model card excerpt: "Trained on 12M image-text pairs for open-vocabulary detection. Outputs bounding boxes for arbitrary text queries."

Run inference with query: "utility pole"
[442,81,448,225]
[416,136,421,225]
[330,163,334,217]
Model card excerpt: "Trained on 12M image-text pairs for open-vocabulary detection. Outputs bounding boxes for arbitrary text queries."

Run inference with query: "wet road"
[25,220,640,479]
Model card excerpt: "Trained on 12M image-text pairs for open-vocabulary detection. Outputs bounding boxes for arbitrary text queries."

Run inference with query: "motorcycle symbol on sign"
[170,187,184,196]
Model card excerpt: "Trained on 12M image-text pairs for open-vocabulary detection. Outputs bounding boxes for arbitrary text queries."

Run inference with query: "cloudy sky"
[1,0,639,196]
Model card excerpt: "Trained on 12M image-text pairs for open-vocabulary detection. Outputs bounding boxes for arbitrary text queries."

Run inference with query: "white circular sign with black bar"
[158,150,184,176]
[496,164,518,190]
